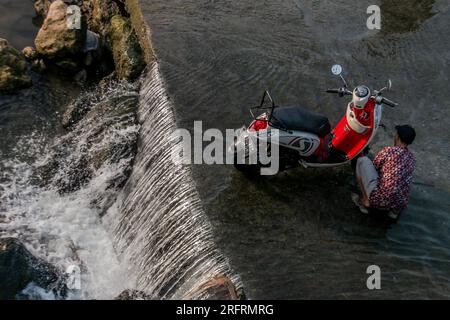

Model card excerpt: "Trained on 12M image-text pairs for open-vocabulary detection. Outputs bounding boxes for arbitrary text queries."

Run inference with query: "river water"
[0,0,40,49]
[138,0,450,299]
[0,0,449,299]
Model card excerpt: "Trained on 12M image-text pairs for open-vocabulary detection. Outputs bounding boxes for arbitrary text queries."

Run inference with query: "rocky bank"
[0,0,148,93]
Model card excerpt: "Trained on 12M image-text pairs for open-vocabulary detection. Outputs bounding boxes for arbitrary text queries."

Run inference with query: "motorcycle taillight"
[250,119,268,131]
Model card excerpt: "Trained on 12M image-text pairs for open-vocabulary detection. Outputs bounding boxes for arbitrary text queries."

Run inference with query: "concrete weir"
[112,0,243,300]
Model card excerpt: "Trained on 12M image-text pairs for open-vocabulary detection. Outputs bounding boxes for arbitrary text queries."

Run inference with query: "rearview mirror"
[386,79,392,91]
[378,79,392,93]
[331,64,343,76]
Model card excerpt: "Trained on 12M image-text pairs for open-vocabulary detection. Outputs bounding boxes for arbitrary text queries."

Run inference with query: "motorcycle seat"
[270,106,331,137]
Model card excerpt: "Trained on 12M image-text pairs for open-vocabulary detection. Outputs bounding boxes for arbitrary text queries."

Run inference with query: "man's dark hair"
[395,125,416,145]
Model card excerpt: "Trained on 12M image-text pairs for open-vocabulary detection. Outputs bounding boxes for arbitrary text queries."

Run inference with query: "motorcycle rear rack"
[250,90,291,133]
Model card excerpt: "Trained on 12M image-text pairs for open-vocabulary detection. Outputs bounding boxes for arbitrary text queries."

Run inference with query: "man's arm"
[373,147,390,170]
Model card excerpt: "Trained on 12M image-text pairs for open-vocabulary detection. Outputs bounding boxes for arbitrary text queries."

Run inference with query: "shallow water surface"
[0,0,40,49]
[140,0,450,298]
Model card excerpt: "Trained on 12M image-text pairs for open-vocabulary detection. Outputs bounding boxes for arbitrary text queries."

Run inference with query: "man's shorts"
[356,156,379,197]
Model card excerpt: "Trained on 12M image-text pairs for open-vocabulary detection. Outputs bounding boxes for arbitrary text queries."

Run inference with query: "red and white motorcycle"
[232,64,398,172]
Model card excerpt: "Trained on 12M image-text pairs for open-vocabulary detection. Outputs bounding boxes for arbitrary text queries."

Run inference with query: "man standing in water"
[352,125,416,219]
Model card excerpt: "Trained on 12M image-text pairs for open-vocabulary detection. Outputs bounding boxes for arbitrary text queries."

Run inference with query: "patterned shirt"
[369,146,416,213]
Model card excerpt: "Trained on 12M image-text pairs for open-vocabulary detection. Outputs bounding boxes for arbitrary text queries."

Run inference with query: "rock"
[74,68,87,85]
[109,15,146,81]
[88,86,139,171]
[115,289,150,300]
[190,275,245,300]
[54,59,80,73]
[34,0,53,17]
[98,71,117,87]
[61,90,93,128]
[89,0,121,35]
[34,0,86,18]
[22,46,38,61]
[35,0,87,60]
[0,238,64,299]
[22,46,46,73]
[31,59,47,73]
[56,155,93,193]
[0,39,32,94]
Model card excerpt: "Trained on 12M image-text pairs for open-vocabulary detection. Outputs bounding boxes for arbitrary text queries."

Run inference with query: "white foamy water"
[0,69,240,300]
[1,143,134,299]
[0,82,140,299]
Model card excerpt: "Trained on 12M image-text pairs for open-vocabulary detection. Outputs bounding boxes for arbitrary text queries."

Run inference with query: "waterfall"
[0,63,241,299]
[110,63,240,299]
[0,81,141,299]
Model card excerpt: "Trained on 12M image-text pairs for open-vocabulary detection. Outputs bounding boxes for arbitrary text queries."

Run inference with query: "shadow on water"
[380,0,436,34]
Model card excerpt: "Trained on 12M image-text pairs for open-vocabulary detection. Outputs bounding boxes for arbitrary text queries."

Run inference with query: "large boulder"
[0,39,32,94]
[109,15,146,81]
[35,0,87,60]
[0,238,63,299]
[22,46,38,61]
[34,1,87,19]
[35,1,123,36]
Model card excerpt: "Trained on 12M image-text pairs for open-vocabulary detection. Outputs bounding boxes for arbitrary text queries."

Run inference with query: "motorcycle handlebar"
[326,88,399,107]
[381,97,398,107]
[326,88,352,96]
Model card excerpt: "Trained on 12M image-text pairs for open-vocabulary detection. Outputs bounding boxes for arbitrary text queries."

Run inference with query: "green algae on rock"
[109,15,146,81]
[0,39,32,94]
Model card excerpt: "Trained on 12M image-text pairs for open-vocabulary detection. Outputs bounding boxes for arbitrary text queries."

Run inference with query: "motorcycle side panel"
[269,129,320,157]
